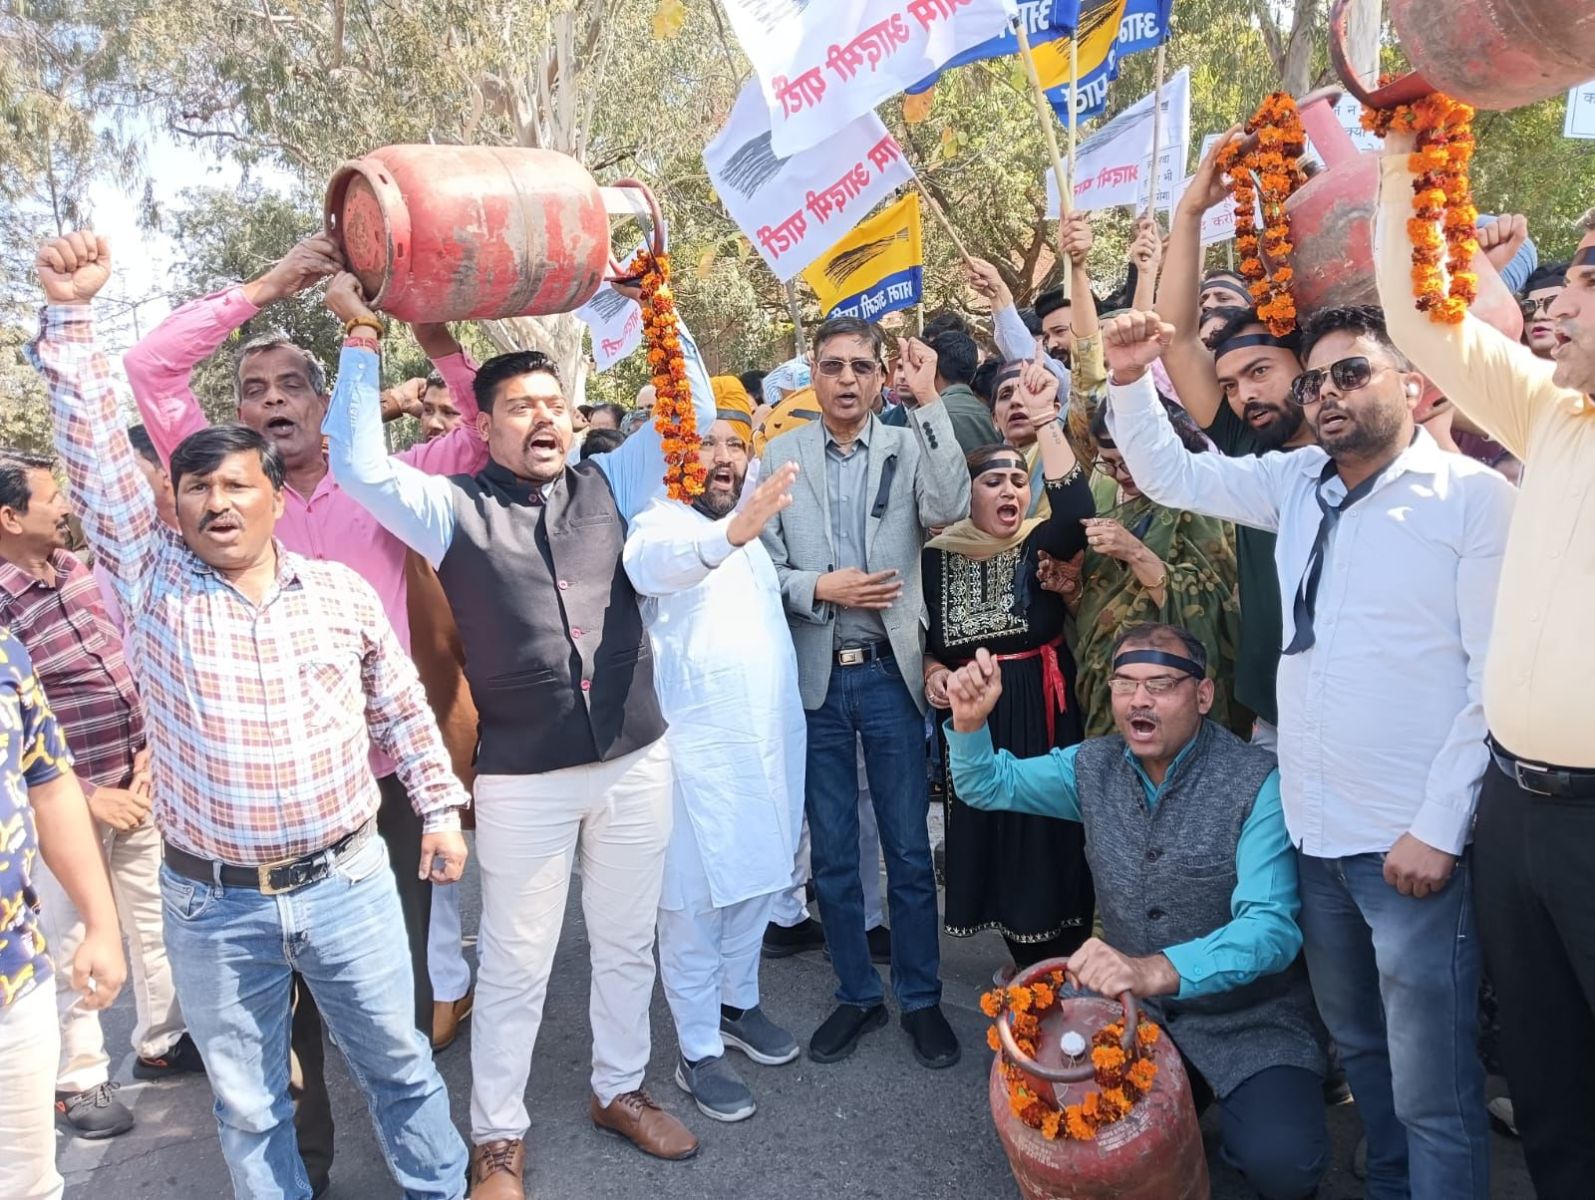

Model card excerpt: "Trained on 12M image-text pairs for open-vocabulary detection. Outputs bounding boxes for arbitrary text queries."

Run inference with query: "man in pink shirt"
[123,233,488,1198]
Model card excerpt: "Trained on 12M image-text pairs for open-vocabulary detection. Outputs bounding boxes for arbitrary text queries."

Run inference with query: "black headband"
[1202,278,1252,304]
[1573,246,1595,269]
[971,455,1027,479]
[715,408,753,427]
[1112,648,1205,678]
[1212,331,1297,359]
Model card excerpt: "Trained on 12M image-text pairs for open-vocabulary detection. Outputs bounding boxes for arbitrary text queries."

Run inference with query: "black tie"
[1282,458,1390,656]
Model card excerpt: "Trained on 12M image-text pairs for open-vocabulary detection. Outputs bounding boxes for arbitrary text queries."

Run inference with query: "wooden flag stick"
[1067,33,1079,184]
[916,183,974,262]
[1145,41,1168,223]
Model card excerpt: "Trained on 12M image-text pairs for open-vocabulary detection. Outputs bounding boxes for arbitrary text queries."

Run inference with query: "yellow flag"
[801,194,923,322]
[1032,0,1126,91]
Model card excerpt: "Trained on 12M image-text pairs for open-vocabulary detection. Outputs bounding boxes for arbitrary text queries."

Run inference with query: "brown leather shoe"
[469,1138,524,1199]
[590,1089,699,1160]
[431,990,475,1052]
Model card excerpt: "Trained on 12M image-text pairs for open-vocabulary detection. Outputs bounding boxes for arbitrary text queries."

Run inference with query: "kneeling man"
[946,623,1327,1200]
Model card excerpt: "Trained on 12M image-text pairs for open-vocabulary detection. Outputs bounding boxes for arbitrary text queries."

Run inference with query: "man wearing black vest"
[946,623,1328,1200]
[324,277,713,1198]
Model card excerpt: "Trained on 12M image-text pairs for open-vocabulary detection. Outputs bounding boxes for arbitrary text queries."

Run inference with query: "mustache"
[1128,706,1158,724]
[197,511,237,533]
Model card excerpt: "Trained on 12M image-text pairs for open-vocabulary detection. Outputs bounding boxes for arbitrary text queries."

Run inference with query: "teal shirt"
[946,724,1302,1001]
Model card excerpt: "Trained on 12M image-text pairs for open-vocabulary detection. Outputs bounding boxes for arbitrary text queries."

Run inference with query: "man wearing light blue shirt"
[946,622,1327,1200]
[1103,305,1513,1200]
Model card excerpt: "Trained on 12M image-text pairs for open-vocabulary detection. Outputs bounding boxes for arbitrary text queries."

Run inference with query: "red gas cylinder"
[324,145,616,324]
[1285,88,1524,348]
[987,964,1209,1200]
[1331,0,1595,112]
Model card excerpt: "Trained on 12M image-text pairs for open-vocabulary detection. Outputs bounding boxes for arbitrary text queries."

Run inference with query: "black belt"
[835,641,893,667]
[163,819,376,895]
[1489,739,1595,799]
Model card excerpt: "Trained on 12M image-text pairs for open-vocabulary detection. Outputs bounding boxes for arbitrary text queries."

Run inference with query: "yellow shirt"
[1376,154,1595,766]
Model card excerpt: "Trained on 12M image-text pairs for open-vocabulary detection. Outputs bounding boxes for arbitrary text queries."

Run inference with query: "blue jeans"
[804,657,941,1011]
[160,836,467,1200]
[1296,851,1489,1200]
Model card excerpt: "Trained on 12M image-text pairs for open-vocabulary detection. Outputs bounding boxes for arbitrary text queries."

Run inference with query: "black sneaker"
[808,1003,887,1063]
[902,1005,960,1069]
[762,917,826,959]
[132,1032,207,1080]
[55,1081,134,1139]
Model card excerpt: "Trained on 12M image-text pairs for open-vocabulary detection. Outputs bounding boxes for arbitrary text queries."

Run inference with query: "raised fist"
[1102,310,1176,382]
[36,232,112,305]
[1060,212,1093,268]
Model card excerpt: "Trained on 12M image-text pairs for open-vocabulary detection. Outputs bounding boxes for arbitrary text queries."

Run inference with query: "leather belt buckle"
[257,856,301,896]
[1512,757,1556,797]
[837,647,866,667]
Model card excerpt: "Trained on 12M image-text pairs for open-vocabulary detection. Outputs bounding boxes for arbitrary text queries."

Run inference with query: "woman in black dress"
[922,360,1095,973]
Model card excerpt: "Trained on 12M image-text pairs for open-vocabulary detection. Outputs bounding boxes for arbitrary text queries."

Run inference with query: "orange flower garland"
[1215,93,1307,336]
[626,248,705,499]
[983,968,1163,1142]
[1361,91,1479,325]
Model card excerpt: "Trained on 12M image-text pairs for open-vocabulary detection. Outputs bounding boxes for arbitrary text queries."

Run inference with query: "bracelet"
[343,315,383,339]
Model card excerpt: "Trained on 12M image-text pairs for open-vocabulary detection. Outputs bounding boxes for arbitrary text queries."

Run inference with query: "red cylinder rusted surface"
[987,966,1210,1200]
[1333,0,1595,112]
[1285,93,1524,349]
[324,145,611,323]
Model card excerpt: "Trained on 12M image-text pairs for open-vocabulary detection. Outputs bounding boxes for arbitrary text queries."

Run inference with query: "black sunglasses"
[1292,355,1373,406]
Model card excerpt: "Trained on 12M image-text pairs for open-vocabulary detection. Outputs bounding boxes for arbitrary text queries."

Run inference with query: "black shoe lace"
[476,1140,519,1176]
[615,1088,660,1114]
[75,1081,121,1112]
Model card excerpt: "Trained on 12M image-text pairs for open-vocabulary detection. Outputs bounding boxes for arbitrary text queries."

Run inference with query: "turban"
[711,376,754,434]
[752,386,822,456]
[761,355,812,406]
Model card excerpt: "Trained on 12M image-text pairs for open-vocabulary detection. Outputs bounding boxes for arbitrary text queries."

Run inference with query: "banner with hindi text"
[704,81,916,281]
[1044,65,1189,214]
[576,286,642,372]
[801,193,924,320]
[721,0,1014,155]
[904,1,1082,92]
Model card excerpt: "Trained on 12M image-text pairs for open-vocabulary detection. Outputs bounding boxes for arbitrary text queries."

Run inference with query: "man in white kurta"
[623,404,806,1123]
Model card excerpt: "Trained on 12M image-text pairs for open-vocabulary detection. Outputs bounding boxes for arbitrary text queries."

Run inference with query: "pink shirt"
[123,285,489,776]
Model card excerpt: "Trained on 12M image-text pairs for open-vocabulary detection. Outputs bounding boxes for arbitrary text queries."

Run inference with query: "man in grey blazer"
[760,315,972,1068]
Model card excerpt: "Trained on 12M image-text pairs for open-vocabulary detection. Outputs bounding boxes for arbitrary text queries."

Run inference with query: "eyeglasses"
[817,357,882,379]
[1520,294,1559,318]
[1095,457,1133,481]
[1107,674,1193,696]
[1291,355,1375,406]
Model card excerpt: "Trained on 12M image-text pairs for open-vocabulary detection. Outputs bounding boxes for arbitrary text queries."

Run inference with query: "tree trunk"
[482,312,589,407]
[1280,0,1321,96]
[1342,0,1383,91]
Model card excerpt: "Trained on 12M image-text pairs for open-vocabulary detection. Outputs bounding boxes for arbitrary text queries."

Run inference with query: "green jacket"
[938,383,1001,456]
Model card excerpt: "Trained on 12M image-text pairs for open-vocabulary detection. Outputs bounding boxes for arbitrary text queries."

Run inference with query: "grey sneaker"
[720,1005,800,1065]
[674,1054,756,1123]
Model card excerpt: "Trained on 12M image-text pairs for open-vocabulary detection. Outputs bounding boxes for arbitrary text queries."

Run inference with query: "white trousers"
[469,739,673,1141]
[35,818,184,1092]
[657,787,775,1062]
[0,985,64,1200]
[771,738,883,929]
[427,880,472,1003]
[1251,718,1280,753]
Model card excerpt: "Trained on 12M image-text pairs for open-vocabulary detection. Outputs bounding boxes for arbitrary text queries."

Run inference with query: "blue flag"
[904,1,1081,94]
[1047,0,1173,126]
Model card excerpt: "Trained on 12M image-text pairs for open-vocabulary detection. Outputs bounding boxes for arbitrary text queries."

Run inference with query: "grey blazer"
[760,406,972,713]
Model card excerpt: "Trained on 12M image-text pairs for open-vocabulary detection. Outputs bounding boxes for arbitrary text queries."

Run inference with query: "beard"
[1248,401,1306,451]
[694,477,745,519]
[1316,401,1406,460]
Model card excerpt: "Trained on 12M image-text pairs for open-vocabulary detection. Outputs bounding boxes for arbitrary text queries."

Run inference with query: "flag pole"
[915,181,974,262]
[1014,18,1073,299]
[1067,32,1079,186]
[1145,41,1167,223]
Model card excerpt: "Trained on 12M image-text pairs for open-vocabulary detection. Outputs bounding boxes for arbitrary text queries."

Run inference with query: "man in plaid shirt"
[0,450,200,1141]
[28,230,472,1200]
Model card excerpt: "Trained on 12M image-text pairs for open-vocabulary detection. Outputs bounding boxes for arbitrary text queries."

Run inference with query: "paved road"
[62,852,1530,1199]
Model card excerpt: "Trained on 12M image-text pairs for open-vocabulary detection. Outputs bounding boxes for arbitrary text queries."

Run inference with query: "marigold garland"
[626,248,705,499]
[1215,92,1307,336]
[1360,90,1479,325]
[983,968,1163,1143]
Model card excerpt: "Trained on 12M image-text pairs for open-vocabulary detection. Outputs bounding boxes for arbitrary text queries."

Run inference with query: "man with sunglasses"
[759,316,970,1070]
[1377,138,1595,1199]
[945,622,1328,1200]
[1104,303,1514,1200]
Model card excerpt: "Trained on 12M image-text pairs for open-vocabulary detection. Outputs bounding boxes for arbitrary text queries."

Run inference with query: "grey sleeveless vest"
[436,459,666,776]
[1075,720,1326,1097]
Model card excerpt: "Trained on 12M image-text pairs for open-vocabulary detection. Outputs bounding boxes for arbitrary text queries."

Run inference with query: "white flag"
[577,286,642,372]
[721,0,1014,156]
[1565,79,1595,139]
[705,81,916,282]
[1046,66,1190,215]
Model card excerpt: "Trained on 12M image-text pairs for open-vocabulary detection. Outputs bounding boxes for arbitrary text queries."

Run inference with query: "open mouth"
[264,416,297,438]
[995,501,1020,522]
[203,514,242,540]
[1127,715,1158,740]
[526,427,561,454]
[833,388,861,407]
[1318,410,1350,435]
[708,466,736,487]
[1244,404,1276,428]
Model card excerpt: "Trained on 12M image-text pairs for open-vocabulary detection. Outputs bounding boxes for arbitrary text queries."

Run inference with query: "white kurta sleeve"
[623,497,739,598]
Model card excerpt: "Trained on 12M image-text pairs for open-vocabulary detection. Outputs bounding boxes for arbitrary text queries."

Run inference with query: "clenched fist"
[36,232,112,305]
[1102,310,1176,384]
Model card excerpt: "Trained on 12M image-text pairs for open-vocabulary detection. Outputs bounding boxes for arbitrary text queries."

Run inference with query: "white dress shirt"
[1109,371,1515,858]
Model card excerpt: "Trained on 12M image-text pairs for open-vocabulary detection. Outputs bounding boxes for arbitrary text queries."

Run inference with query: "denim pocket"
[159,868,220,922]
[333,834,388,886]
